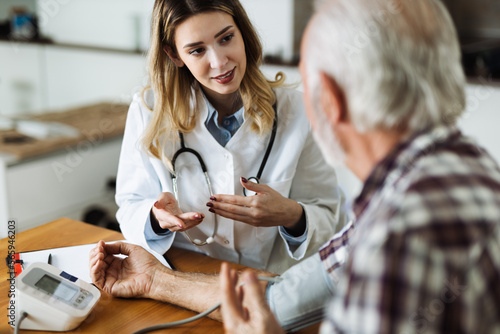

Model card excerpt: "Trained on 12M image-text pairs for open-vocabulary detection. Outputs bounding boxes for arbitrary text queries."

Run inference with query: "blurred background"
[0,0,498,237]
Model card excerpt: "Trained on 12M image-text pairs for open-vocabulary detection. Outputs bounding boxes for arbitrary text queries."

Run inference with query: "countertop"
[0,102,128,164]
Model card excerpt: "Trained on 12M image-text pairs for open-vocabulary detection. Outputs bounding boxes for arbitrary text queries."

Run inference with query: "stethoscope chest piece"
[242,176,259,196]
[193,236,215,246]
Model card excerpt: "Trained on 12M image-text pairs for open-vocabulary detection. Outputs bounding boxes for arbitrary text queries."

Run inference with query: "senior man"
[90,0,500,332]
[221,0,500,333]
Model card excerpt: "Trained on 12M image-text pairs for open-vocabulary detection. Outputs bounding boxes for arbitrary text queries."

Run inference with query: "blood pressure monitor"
[12,262,100,331]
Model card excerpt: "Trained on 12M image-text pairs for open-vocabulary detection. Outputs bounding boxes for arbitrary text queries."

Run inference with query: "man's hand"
[89,240,167,298]
[220,263,284,334]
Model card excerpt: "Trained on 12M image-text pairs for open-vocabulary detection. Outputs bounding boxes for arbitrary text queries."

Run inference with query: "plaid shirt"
[319,125,500,333]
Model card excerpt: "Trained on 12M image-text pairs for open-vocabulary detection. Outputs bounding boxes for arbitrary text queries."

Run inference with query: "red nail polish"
[241,177,248,183]
[206,202,214,207]
[210,196,216,201]
[208,208,215,213]
[154,201,159,208]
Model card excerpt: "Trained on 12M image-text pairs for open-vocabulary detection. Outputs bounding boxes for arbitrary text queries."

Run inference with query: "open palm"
[90,241,163,299]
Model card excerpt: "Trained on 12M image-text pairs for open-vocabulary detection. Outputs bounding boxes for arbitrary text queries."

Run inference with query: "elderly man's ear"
[319,72,347,125]
[163,46,185,67]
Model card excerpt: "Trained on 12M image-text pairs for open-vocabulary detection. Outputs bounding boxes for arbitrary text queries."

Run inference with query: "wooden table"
[0,218,320,333]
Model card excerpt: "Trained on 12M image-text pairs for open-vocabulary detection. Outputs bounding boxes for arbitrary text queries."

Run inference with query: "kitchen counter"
[0,102,128,164]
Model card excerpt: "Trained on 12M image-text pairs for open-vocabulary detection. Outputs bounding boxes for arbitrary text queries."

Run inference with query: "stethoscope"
[169,102,278,246]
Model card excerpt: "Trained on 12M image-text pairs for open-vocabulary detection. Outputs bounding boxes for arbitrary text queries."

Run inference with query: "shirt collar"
[203,93,245,127]
[352,125,462,218]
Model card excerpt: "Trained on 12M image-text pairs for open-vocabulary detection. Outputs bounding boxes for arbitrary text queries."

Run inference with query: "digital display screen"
[35,275,78,302]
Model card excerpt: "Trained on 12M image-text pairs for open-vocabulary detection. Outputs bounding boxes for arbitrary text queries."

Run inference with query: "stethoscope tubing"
[243,105,278,195]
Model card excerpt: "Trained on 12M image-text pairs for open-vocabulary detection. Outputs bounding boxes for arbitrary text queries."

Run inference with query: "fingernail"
[206,202,214,207]
[241,177,248,183]
[194,214,200,219]
[154,201,159,208]
[210,196,216,201]
[208,208,215,213]
[177,224,182,228]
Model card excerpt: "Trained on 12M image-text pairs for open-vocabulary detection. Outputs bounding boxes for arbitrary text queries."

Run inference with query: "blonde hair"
[142,0,284,161]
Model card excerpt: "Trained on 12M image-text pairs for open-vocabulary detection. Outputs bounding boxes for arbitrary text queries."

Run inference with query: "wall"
[459,82,500,164]
[0,43,45,116]
[240,0,295,62]
[44,46,147,111]
[37,0,154,52]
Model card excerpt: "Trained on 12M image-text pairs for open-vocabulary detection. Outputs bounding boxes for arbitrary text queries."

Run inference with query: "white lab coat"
[116,86,344,274]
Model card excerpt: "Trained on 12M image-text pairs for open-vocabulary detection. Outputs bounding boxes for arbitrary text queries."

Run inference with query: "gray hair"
[305,0,466,133]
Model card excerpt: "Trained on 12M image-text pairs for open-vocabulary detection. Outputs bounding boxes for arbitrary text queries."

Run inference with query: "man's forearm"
[147,266,272,321]
[148,267,224,320]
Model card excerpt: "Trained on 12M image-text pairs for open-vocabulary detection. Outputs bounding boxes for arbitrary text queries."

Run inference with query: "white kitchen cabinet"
[0,137,121,237]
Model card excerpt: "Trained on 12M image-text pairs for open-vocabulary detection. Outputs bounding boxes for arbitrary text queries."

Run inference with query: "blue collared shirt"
[204,98,245,147]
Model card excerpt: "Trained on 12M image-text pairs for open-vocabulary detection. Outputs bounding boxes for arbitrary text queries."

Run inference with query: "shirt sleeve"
[279,224,307,246]
[267,253,338,332]
[319,220,354,279]
[278,203,308,248]
[144,213,173,239]
[319,219,474,333]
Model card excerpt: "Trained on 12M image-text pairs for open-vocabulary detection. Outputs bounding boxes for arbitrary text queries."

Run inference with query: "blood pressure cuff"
[266,253,338,332]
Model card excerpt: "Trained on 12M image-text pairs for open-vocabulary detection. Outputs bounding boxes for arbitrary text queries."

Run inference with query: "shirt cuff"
[279,203,308,246]
[279,224,307,246]
[145,210,172,240]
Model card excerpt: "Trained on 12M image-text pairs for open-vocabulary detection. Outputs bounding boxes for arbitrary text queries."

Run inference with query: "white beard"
[311,109,346,168]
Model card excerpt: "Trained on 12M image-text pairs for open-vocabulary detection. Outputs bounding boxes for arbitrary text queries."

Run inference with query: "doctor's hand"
[152,192,205,232]
[207,178,306,236]
[89,240,168,299]
[221,263,284,334]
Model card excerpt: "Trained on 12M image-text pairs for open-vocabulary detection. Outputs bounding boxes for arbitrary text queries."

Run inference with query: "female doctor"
[116,0,344,274]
